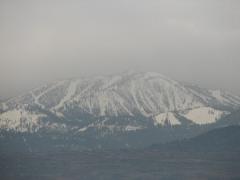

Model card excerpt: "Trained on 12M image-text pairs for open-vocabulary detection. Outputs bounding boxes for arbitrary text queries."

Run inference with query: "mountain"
[0,71,240,134]
[0,71,240,150]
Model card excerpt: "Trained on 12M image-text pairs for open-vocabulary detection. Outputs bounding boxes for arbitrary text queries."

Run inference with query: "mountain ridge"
[151,125,240,152]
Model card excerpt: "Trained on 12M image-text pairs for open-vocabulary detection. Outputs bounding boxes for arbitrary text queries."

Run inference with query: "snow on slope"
[209,90,240,106]
[3,71,239,118]
[0,108,46,132]
[125,125,143,131]
[60,72,206,117]
[154,112,181,126]
[53,79,79,110]
[182,107,228,125]
[0,103,8,111]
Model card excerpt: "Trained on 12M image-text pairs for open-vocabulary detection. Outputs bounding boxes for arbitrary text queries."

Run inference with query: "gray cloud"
[0,0,240,98]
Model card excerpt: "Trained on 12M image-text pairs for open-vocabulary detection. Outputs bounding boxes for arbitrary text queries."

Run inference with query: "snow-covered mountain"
[1,71,240,133]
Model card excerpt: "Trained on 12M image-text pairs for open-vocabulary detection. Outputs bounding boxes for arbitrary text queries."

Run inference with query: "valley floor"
[1,150,240,180]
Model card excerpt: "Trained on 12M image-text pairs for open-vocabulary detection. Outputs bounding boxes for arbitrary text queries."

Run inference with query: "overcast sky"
[0,0,240,99]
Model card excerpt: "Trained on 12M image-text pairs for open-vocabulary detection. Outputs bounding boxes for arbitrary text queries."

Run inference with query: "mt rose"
[0,71,240,149]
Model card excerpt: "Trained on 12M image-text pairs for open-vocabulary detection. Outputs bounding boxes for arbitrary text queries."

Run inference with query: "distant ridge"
[151,125,240,152]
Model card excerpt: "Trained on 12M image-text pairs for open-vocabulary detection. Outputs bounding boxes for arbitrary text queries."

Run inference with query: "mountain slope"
[0,71,240,133]
[152,125,240,152]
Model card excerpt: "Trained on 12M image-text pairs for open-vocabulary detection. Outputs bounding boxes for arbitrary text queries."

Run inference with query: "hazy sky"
[0,0,240,98]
